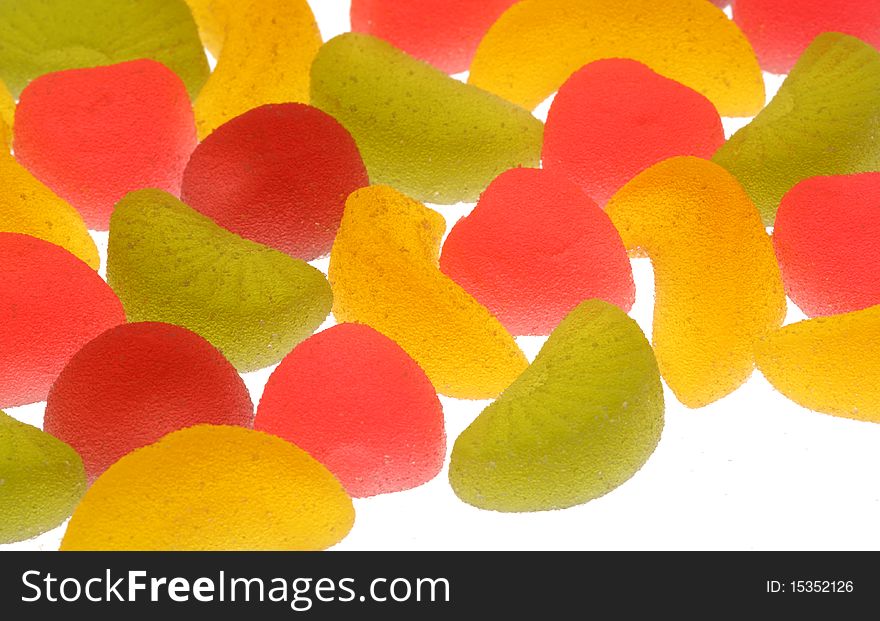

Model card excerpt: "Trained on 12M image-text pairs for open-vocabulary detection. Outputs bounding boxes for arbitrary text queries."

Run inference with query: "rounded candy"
[0,80,13,149]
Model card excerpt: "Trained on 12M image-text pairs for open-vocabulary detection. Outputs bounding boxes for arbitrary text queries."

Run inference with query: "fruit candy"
[0,80,13,149]
[184,0,234,58]
[107,189,332,372]
[606,157,786,408]
[756,305,880,423]
[329,186,527,399]
[468,0,764,116]
[310,33,543,204]
[714,33,880,226]
[542,59,725,206]
[60,426,355,551]
[449,300,664,513]
[349,0,518,74]
[0,0,208,99]
[734,0,880,73]
[0,234,125,408]
[440,168,634,336]
[182,104,369,261]
[255,323,445,498]
[45,322,254,482]
[0,411,86,543]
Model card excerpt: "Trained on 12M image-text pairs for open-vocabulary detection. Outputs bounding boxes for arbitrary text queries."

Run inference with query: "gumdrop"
[181,104,369,261]
[310,33,543,204]
[714,33,880,226]
[0,234,125,408]
[606,157,786,408]
[0,80,12,149]
[329,186,527,399]
[107,190,332,372]
[45,322,254,483]
[14,60,197,231]
[449,300,664,513]
[350,0,518,74]
[0,0,208,99]
[0,411,86,543]
[440,168,634,336]
[756,305,880,423]
[543,59,725,206]
[255,324,445,498]
[60,426,354,551]
[468,0,764,116]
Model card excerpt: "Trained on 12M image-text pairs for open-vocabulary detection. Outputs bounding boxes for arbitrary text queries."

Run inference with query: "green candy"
[714,33,880,226]
[449,300,664,512]
[0,0,209,98]
[107,189,332,372]
[310,33,543,204]
[1,411,86,543]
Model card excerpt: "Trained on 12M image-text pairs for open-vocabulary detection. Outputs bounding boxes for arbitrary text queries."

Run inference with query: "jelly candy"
[0,411,86,543]
[543,59,725,206]
[714,33,880,226]
[606,157,786,408]
[0,0,208,99]
[182,104,369,261]
[0,80,13,149]
[45,322,254,482]
[310,33,543,204]
[107,189,332,372]
[469,0,764,116]
[329,186,527,399]
[0,234,125,408]
[184,0,235,57]
[60,425,355,551]
[350,0,518,74]
[756,305,880,423]
[734,0,880,73]
[449,300,664,513]
[440,168,634,336]
[255,323,445,498]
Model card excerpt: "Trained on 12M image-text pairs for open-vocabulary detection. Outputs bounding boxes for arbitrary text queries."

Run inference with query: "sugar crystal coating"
[0,80,13,149]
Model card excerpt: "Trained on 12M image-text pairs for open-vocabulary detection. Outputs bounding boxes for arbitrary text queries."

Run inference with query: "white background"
[4,1,880,551]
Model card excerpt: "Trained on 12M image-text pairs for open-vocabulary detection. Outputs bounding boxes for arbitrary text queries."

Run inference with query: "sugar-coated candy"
[310,34,543,204]
[255,324,445,498]
[14,60,198,231]
[329,186,527,399]
[606,157,786,408]
[0,234,125,408]
[60,426,355,551]
[543,59,725,206]
[182,104,369,261]
[184,0,232,56]
[0,0,208,99]
[756,306,880,423]
[350,0,518,74]
[449,300,664,512]
[469,0,764,116]
[714,33,880,226]
[0,80,13,149]
[0,411,86,543]
[107,189,332,372]
[440,168,634,336]
[45,322,254,483]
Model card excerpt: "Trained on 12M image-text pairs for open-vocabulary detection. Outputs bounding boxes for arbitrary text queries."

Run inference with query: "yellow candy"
[756,305,880,423]
[329,186,527,399]
[0,155,99,269]
[469,0,764,117]
[184,0,232,57]
[0,79,13,149]
[193,0,321,138]
[606,157,786,407]
[61,425,355,551]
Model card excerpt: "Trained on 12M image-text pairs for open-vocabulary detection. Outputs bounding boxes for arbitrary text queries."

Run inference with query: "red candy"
[44,322,254,482]
[350,0,518,74]
[13,59,197,230]
[773,173,880,317]
[735,0,880,73]
[0,233,125,407]
[181,104,369,261]
[542,58,725,207]
[439,167,635,336]
[255,323,445,498]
